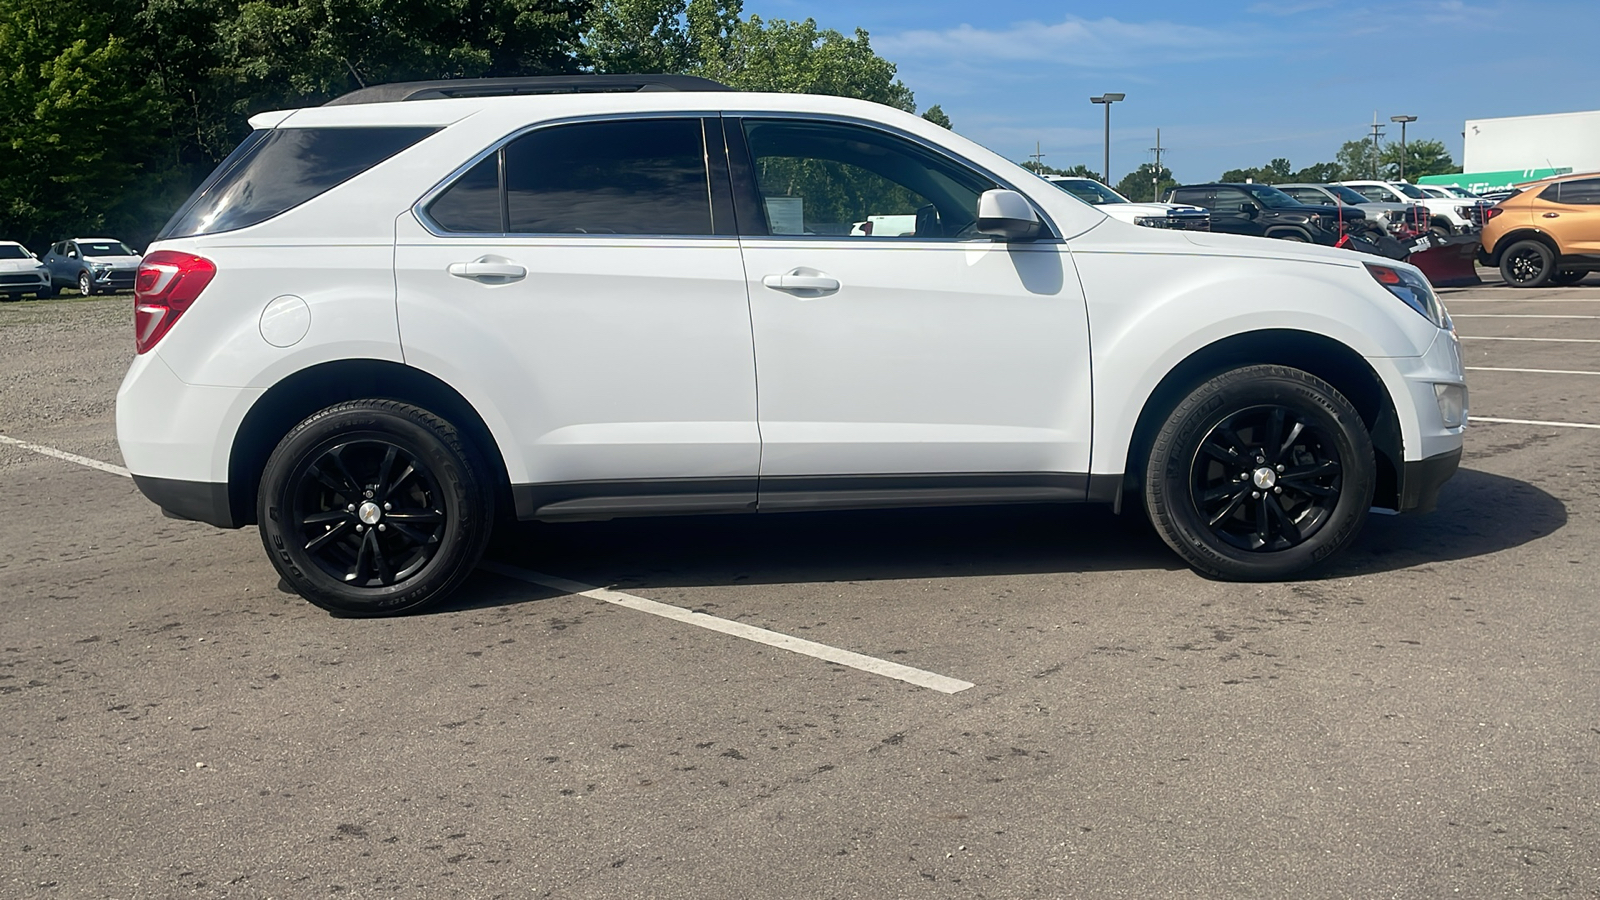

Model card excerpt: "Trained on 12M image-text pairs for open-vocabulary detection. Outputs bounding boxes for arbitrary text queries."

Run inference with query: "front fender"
[1070,243,1440,477]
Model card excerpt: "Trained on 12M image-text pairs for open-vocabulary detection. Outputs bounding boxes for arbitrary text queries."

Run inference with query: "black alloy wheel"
[1144,365,1375,581]
[1188,405,1343,553]
[1551,269,1588,286]
[1499,240,1554,288]
[291,439,448,587]
[259,400,493,616]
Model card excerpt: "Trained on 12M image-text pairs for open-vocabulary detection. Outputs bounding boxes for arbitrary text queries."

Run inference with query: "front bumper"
[1400,447,1461,513]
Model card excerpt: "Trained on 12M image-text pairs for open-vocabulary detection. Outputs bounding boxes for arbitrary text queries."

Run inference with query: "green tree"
[921,104,951,129]
[1380,139,1457,180]
[1290,161,1343,183]
[0,0,175,249]
[1219,157,1293,184]
[1021,161,1098,179]
[1335,138,1382,180]
[1115,163,1176,202]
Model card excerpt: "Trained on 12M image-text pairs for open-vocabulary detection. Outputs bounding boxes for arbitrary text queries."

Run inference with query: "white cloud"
[875,15,1246,68]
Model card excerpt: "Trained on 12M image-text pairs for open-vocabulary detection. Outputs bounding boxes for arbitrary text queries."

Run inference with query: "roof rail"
[325,74,734,106]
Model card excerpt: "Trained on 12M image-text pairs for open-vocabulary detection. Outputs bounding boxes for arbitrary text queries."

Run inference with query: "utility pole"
[1391,115,1417,182]
[1368,112,1386,180]
[1150,128,1164,202]
[1029,141,1046,172]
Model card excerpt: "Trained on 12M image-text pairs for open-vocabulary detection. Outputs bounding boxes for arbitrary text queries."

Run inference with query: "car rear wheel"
[1500,240,1555,287]
[258,400,494,617]
[77,272,95,296]
[1143,365,1375,581]
[1551,269,1587,286]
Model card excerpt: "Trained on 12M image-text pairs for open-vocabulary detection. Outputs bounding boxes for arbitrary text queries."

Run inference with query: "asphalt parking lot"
[2,275,1597,899]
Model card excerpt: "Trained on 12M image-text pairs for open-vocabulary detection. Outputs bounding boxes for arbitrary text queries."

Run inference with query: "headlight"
[1365,263,1448,329]
[1133,216,1164,228]
[89,262,111,273]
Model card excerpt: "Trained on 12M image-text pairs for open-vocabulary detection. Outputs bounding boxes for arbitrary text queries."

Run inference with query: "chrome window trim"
[725,110,1064,242]
[412,111,724,240]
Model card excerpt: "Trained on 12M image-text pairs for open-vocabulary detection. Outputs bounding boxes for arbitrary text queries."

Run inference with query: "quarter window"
[739,119,1000,239]
[428,155,502,233]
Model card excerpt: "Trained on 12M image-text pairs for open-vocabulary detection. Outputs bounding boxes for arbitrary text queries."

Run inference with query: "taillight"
[134,251,215,354]
[1484,207,1503,222]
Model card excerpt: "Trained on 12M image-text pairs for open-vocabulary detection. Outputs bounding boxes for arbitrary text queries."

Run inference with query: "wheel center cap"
[1252,467,1277,490]
[357,501,383,525]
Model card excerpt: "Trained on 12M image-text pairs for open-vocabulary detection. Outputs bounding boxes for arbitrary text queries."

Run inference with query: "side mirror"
[976,189,1041,241]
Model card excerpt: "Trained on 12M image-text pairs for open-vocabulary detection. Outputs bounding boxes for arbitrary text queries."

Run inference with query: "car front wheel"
[1144,365,1375,581]
[258,400,494,616]
[78,272,95,296]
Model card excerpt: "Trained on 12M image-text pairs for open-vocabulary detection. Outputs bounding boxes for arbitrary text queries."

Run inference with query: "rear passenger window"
[1551,179,1600,205]
[504,119,712,235]
[159,127,438,239]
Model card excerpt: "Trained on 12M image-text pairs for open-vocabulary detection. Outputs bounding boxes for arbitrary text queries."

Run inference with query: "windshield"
[1050,178,1128,205]
[1392,183,1427,199]
[79,241,136,257]
[1325,185,1370,205]
[0,245,31,260]
[1443,186,1480,198]
[1240,184,1303,209]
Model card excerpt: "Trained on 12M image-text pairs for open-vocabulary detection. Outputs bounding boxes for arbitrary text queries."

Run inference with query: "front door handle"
[448,259,527,281]
[762,272,840,293]
[1543,212,1561,218]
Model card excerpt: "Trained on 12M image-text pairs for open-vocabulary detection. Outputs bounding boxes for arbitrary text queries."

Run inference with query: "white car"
[1337,180,1487,234]
[1043,176,1210,230]
[0,241,53,300]
[115,76,1466,616]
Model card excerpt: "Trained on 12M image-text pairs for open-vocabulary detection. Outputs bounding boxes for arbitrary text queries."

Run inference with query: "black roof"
[325,74,734,106]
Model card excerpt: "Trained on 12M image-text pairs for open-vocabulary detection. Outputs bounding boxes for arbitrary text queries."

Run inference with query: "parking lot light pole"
[1391,115,1417,182]
[1090,93,1125,185]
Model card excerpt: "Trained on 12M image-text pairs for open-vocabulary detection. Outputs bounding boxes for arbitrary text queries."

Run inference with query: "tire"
[78,272,94,296]
[1,293,19,303]
[1143,365,1376,581]
[1551,269,1587,286]
[1429,223,1453,237]
[35,283,55,299]
[257,400,494,617]
[1499,240,1555,288]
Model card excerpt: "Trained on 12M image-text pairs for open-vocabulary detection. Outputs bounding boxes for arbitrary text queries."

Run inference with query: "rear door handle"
[448,259,527,281]
[1543,212,1561,218]
[761,272,840,293]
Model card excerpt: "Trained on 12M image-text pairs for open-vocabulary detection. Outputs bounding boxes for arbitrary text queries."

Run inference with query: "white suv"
[116,76,1467,616]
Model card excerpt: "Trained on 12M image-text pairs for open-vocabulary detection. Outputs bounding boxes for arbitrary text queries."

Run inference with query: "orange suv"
[1479,173,1600,287]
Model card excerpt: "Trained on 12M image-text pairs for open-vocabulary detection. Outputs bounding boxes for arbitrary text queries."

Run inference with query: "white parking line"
[0,434,131,477]
[1452,314,1600,319]
[1468,366,1600,376]
[1473,416,1600,431]
[1457,336,1600,343]
[3,433,977,692]
[480,560,976,694]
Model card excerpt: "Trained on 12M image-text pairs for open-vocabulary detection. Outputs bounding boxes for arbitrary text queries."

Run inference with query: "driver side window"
[738,119,999,239]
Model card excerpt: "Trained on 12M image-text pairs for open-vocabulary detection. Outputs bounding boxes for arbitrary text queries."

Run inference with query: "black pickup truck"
[1164,183,1369,246]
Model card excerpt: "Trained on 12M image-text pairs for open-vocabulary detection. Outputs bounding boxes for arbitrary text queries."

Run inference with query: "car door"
[1535,179,1600,255]
[395,116,761,518]
[726,116,1093,508]
[1212,187,1267,236]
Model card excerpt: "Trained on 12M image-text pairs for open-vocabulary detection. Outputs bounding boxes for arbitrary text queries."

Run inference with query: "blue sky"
[744,1,1600,182]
